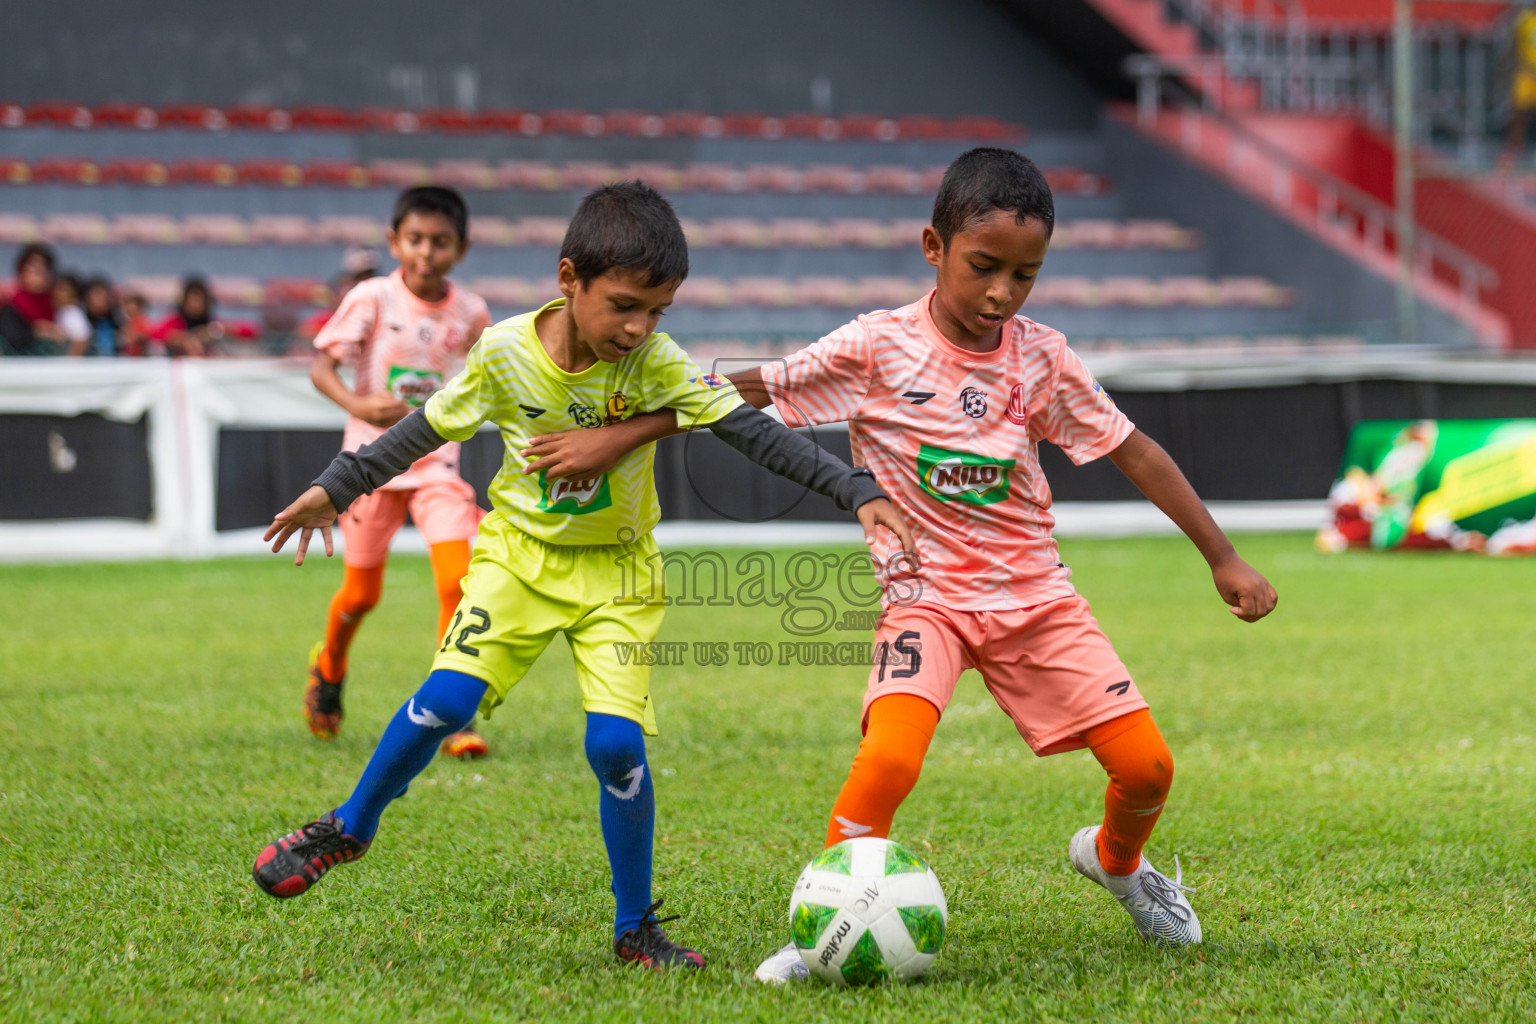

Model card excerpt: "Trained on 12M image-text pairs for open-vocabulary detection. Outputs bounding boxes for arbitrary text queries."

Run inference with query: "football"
[788,837,948,985]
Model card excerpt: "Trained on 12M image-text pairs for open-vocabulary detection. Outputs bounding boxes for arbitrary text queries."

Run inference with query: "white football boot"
[1069,825,1202,945]
[753,942,811,984]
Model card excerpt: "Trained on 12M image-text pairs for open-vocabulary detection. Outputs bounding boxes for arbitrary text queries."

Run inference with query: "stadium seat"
[0,214,39,244]
[1061,220,1126,248]
[369,160,433,187]
[211,275,267,307]
[431,160,498,189]
[496,161,562,190]
[732,277,797,306]
[225,105,292,131]
[794,276,861,306]
[514,217,569,247]
[32,158,101,184]
[92,102,158,129]
[248,215,316,245]
[467,216,517,247]
[855,277,927,308]
[719,112,780,139]
[168,159,237,186]
[1159,277,1220,306]
[0,158,30,184]
[463,276,529,306]
[473,109,540,134]
[25,102,93,128]
[828,219,891,248]
[680,163,743,192]
[542,109,606,136]
[561,162,622,189]
[603,110,667,138]
[661,111,725,138]
[677,218,710,246]
[316,216,384,246]
[803,164,863,193]
[0,103,22,128]
[839,115,901,142]
[765,219,830,248]
[292,105,366,132]
[1123,219,1198,249]
[121,276,180,305]
[418,108,479,133]
[705,219,769,248]
[781,113,842,140]
[622,162,684,191]
[864,165,924,194]
[181,215,250,245]
[890,219,929,247]
[1099,276,1162,306]
[236,160,305,187]
[158,104,227,130]
[1217,276,1292,306]
[109,214,182,244]
[102,159,170,185]
[674,276,734,307]
[1030,277,1098,306]
[896,116,949,141]
[742,164,803,192]
[263,277,328,306]
[304,160,374,188]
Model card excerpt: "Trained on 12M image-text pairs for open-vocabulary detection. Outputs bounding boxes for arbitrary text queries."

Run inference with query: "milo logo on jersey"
[387,366,444,407]
[537,470,613,515]
[916,444,1016,506]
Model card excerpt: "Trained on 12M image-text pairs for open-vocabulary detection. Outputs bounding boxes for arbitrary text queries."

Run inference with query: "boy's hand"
[856,498,919,570]
[521,429,629,480]
[354,394,411,428]
[1212,554,1277,622]
[264,485,339,566]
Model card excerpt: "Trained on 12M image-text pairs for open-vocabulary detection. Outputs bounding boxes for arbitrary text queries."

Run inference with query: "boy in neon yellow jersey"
[251,181,913,970]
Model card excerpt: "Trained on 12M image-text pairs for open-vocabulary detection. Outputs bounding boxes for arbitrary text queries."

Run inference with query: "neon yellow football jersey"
[424,298,743,545]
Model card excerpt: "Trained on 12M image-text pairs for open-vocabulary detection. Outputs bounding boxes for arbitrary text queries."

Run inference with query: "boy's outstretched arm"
[265,408,448,565]
[1108,429,1277,622]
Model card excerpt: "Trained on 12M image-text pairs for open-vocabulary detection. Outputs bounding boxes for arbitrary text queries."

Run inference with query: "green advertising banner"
[1319,419,1536,555]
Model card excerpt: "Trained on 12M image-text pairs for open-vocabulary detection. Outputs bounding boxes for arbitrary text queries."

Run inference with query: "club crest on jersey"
[387,366,444,407]
[604,391,630,425]
[689,373,727,388]
[960,386,988,419]
[916,444,1015,506]
[568,402,603,429]
[537,470,613,515]
[1006,383,1029,425]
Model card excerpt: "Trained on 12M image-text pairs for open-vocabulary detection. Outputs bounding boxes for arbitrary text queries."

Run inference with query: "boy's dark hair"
[15,242,56,275]
[559,181,689,287]
[392,185,470,242]
[931,148,1055,244]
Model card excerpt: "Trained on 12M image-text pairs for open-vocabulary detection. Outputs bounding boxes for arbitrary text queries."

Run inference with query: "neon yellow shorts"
[430,512,666,734]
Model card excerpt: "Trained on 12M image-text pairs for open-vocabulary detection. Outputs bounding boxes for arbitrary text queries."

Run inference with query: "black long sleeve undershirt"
[312,405,887,516]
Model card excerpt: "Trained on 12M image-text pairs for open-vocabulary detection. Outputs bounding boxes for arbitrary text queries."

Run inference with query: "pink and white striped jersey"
[316,269,491,491]
[759,291,1134,611]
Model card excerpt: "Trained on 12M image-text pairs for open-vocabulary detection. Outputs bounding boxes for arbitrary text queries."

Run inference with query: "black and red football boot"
[613,899,706,970]
[252,812,369,899]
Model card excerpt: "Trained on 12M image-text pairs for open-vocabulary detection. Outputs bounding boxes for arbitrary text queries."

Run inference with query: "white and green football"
[788,837,947,985]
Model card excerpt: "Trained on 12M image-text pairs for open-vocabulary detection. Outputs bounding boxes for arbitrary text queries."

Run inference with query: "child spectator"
[80,277,123,356]
[119,292,154,357]
[300,246,381,346]
[155,276,224,357]
[53,273,92,357]
[0,244,65,355]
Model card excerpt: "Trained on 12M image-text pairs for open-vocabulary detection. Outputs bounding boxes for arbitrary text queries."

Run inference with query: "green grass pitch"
[2,534,1533,1021]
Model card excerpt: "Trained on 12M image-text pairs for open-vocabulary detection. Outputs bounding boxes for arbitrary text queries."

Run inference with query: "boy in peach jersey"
[306,186,492,759]
[525,148,1278,973]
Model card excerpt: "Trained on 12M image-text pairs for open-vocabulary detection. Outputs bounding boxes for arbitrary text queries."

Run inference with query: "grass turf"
[1,533,1533,1022]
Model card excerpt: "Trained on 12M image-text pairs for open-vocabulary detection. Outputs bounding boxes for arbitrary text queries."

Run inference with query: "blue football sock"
[332,669,486,842]
[584,712,655,938]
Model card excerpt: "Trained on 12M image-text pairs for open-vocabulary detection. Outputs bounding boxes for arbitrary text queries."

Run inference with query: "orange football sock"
[824,693,940,848]
[318,563,384,681]
[1084,708,1174,876]
[428,540,472,640]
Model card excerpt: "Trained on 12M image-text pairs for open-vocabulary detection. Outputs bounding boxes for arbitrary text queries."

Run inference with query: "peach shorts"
[864,594,1146,756]
[338,477,482,568]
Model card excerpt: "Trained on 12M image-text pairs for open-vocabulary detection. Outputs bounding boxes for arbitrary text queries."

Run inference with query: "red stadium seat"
[864,165,924,194]
[680,163,743,192]
[890,219,928,247]
[181,215,250,245]
[0,158,29,184]
[1123,219,1199,249]
[248,215,317,245]
[674,276,733,307]
[1159,277,1220,306]
[431,159,497,189]
[40,214,109,243]
[316,216,385,245]
[101,159,170,185]
[1062,220,1126,248]
[1099,276,1162,306]
[418,108,479,133]
[109,214,182,244]
[828,219,892,248]
[897,116,950,141]
[661,111,725,138]
[358,107,420,133]
[794,277,861,306]
[603,110,666,138]
[721,113,784,139]
[0,214,39,244]
[92,102,158,129]
[168,159,237,186]
[495,161,562,190]
[839,115,901,142]
[463,276,531,306]
[513,217,569,247]
[677,218,709,246]
[304,160,373,188]
[854,278,927,309]
[293,105,366,132]
[122,276,180,305]
[1216,276,1292,306]
[765,219,830,248]
[542,109,606,136]
[236,159,304,187]
[0,103,26,128]
[474,109,542,135]
[705,218,769,248]
[25,102,93,128]
[951,116,1024,142]
[158,104,227,130]
[1029,277,1098,306]
[226,105,292,131]
[31,159,101,184]
[467,216,517,247]
[730,277,797,306]
[919,166,947,192]
[264,277,328,305]
[781,113,841,140]
[742,164,803,192]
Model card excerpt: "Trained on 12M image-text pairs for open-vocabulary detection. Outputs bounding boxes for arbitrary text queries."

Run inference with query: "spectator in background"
[53,273,92,357]
[119,291,155,356]
[82,276,123,356]
[0,243,66,355]
[155,276,223,357]
[299,246,381,346]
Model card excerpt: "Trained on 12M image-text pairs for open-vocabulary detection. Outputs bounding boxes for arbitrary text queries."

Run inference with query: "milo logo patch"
[537,470,613,515]
[916,444,1015,506]
[387,366,444,406]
